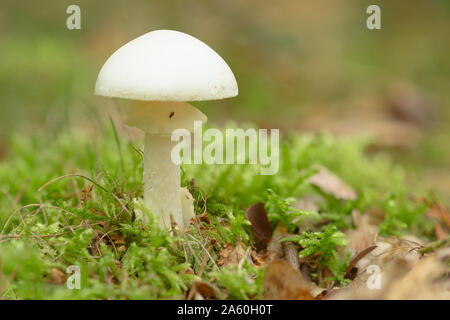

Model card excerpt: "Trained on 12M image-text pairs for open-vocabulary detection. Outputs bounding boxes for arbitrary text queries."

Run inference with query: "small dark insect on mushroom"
[169,111,175,118]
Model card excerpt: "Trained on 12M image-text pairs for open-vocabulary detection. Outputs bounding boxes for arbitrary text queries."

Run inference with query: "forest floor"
[0,122,449,299]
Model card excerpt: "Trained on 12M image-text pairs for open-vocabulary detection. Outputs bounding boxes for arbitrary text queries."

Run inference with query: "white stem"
[143,132,183,230]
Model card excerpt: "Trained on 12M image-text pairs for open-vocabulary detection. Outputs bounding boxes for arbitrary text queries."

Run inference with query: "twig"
[418,236,450,254]
[186,283,197,300]
[345,245,377,276]
[197,246,211,278]
[282,241,300,270]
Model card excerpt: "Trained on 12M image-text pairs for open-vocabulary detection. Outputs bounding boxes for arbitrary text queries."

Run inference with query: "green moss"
[0,123,432,299]
[281,226,350,285]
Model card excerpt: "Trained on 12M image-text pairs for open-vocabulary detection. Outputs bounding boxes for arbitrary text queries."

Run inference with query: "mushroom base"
[143,132,183,230]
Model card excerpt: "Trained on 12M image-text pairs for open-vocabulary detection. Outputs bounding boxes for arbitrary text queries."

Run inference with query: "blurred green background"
[1,0,449,200]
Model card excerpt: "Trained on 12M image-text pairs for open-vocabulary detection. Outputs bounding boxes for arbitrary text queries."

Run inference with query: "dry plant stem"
[143,132,183,230]
[419,235,450,254]
[282,241,300,270]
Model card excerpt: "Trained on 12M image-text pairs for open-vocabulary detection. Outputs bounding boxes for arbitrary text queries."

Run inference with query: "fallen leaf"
[195,212,210,224]
[245,202,272,251]
[218,241,250,268]
[263,260,315,300]
[386,81,435,127]
[385,252,450,299]
[111,234,126,245]
[346,210,378,253]
[250,250,266,267]
[308,167,357,200]
[354,236,422,272]
[192,281,223,300]
[49,268,66,285]
[293,195,321,212]
[327,236,449,300]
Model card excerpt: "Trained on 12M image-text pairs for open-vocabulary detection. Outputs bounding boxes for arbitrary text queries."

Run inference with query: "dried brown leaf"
[346,210,378,253]
[263,260,315,300]
[218,241,249,268]
[192,281,223,300]
[49,268,66,285]
[111,234,126,245]
[327,237,450,300]
[245,202,272,251]
[308,167,357,200]
[293,195,321,212]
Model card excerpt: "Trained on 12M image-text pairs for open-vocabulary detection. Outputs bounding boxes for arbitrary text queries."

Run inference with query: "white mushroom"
[95,30,238,230]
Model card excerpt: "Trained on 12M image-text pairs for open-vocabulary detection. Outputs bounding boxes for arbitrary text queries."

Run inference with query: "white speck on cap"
[95,30,238,102]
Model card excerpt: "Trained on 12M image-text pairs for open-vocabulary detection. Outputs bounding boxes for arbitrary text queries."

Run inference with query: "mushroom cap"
[95,30,238,102]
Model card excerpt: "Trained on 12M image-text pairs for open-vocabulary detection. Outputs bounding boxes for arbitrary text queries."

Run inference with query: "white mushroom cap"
[95,30,238,101]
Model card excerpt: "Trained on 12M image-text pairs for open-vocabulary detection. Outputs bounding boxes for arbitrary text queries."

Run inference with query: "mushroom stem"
[143,132,183,230]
